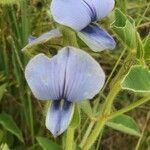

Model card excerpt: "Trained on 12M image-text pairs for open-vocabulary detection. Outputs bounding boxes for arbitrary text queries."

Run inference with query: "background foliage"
[0,0,149,149]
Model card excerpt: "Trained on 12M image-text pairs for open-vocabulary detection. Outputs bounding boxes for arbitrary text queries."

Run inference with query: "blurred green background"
[0,0,149,149]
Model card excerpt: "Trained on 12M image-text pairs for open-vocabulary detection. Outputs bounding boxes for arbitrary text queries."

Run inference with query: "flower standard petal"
[78,24,116,52]
[25,47,106,101]
[46,100,74,137]
[50,0,91,31]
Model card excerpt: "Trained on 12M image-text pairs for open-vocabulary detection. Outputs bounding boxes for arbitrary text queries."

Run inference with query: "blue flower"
[25,47,105,136]
[50,0,116,52]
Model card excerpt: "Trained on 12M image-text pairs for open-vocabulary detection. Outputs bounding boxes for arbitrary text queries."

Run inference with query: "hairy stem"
[108,96,150,120]
[82,81,121,149]
[65,127,74,150]
[79,121,95,147]
[82,116,106,150]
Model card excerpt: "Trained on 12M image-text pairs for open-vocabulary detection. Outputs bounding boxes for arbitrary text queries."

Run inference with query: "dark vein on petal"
[81,0,97,21]
[62,47,70,99]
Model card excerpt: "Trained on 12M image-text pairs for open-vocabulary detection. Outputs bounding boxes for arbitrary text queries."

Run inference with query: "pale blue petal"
[22,29,61,52]
[50,0,91,31]
[46,101,74,137]
[61,47,105,102]
[82,0,115,20]
[96,0,115,19]
[78,24,116,52]
[25,54,58,100]
[25,48,71,100]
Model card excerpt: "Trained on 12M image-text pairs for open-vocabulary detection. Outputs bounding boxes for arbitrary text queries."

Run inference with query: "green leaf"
[111,9,136,49]
[80,100,93,118]
[111,9,144,59]
[36,136,61,150]
[0,84,7,103]
[0,113,24,142]
[106,114,141,137]
[144,34,150,61]
[121,65,150,92]
[70,105,80,129]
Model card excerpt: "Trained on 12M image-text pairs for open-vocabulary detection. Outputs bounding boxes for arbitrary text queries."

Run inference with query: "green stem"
[81,82,121,149]
[27,91,34,144]
[96,129,104,150]
[65,127,74,150]
[102,82,121,114]
[102,48,126,92]
[20,0,30,46]
[135,112,150,150]
[75,119,89,142]
[108,96,150,120]
[82,117,106,150]
[102,50,136,115]
[8,6,22,45]
[8,36,24,71]
[12,48,28,127]
[94,48,126,111]
[79,121,95,147]
[2,35,9,79]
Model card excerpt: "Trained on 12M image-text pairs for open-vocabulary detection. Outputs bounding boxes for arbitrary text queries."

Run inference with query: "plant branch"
[65,127,74,150]
[108,96,150,120]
